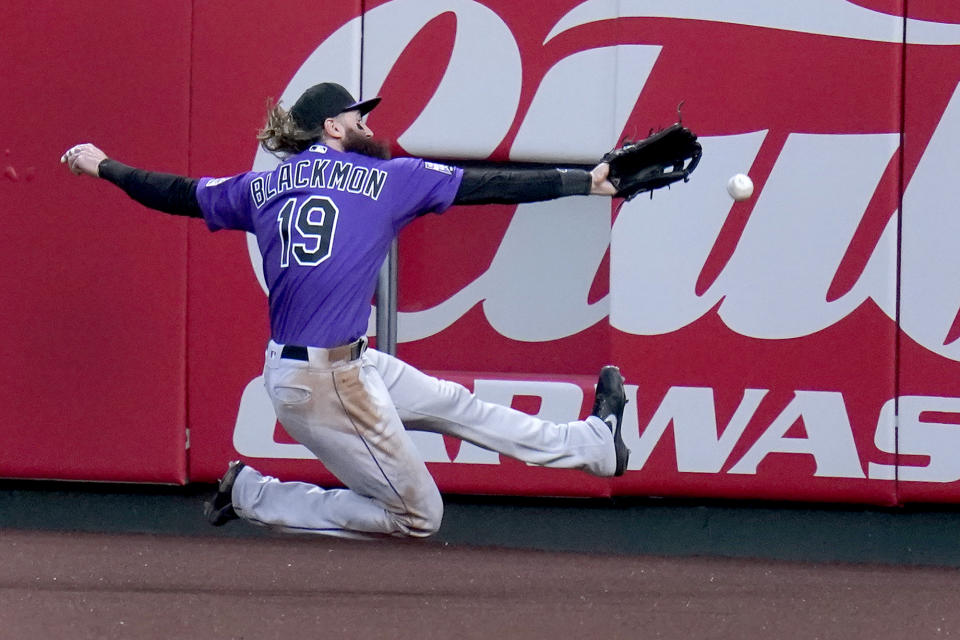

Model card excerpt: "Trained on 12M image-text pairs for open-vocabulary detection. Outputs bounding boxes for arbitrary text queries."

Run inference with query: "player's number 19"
[277,196,339,267]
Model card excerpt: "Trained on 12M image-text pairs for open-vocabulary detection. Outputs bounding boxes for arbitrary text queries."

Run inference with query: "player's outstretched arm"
[453,163,615,206]
[453,122,700,205]
[60,143,203,218]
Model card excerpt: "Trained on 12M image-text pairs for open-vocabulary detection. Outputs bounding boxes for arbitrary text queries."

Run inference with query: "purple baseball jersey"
[196,144,463,348]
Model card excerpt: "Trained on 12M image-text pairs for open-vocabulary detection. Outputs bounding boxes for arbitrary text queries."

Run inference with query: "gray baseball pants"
[230,340,616,538]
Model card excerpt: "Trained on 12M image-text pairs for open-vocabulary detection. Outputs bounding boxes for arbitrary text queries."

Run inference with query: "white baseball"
[726,173,754,201]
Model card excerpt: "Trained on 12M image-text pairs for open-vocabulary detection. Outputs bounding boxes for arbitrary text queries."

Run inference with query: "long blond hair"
[256,99,325,157]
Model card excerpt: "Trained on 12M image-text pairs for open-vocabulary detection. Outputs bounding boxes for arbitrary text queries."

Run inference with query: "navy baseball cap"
[290,83,381,131]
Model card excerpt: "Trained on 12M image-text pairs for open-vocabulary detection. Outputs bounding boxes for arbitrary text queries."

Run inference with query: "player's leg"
[226,345,443,538]
[366,349,628,477]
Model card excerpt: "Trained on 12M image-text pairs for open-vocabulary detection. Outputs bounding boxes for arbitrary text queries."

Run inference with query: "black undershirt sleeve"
[98,158,204,218]
[454,166,592,205]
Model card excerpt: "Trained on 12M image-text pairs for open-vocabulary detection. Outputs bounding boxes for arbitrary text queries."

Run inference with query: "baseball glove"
[602,123,702,200]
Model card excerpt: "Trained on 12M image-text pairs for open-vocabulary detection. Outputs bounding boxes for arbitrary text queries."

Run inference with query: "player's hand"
[60,143,107,177]
[589,162,617,196]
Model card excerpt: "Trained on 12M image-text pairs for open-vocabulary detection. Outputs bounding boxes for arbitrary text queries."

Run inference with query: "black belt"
[280,345,310,360]
[280,340,365,362]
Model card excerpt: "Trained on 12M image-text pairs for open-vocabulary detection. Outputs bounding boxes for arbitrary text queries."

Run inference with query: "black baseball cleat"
[591,366,630,477]
[203,460,245,526]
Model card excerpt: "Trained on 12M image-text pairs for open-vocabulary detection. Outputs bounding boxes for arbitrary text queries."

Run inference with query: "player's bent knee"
[393,488,444,538]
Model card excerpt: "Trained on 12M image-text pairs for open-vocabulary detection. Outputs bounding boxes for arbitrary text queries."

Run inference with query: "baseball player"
[62,82,631,539]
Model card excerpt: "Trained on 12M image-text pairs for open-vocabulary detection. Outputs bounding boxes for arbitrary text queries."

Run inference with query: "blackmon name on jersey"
[250,157,388,209]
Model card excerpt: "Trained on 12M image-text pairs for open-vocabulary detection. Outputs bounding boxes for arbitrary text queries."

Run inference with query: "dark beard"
[342,130,392,160]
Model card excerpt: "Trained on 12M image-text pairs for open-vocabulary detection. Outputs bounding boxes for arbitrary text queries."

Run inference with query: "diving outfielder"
[62,82,630,539]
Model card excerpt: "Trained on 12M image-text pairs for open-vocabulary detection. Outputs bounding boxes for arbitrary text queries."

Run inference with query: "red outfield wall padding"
[6,1,960,503]
[0,2,191,482]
